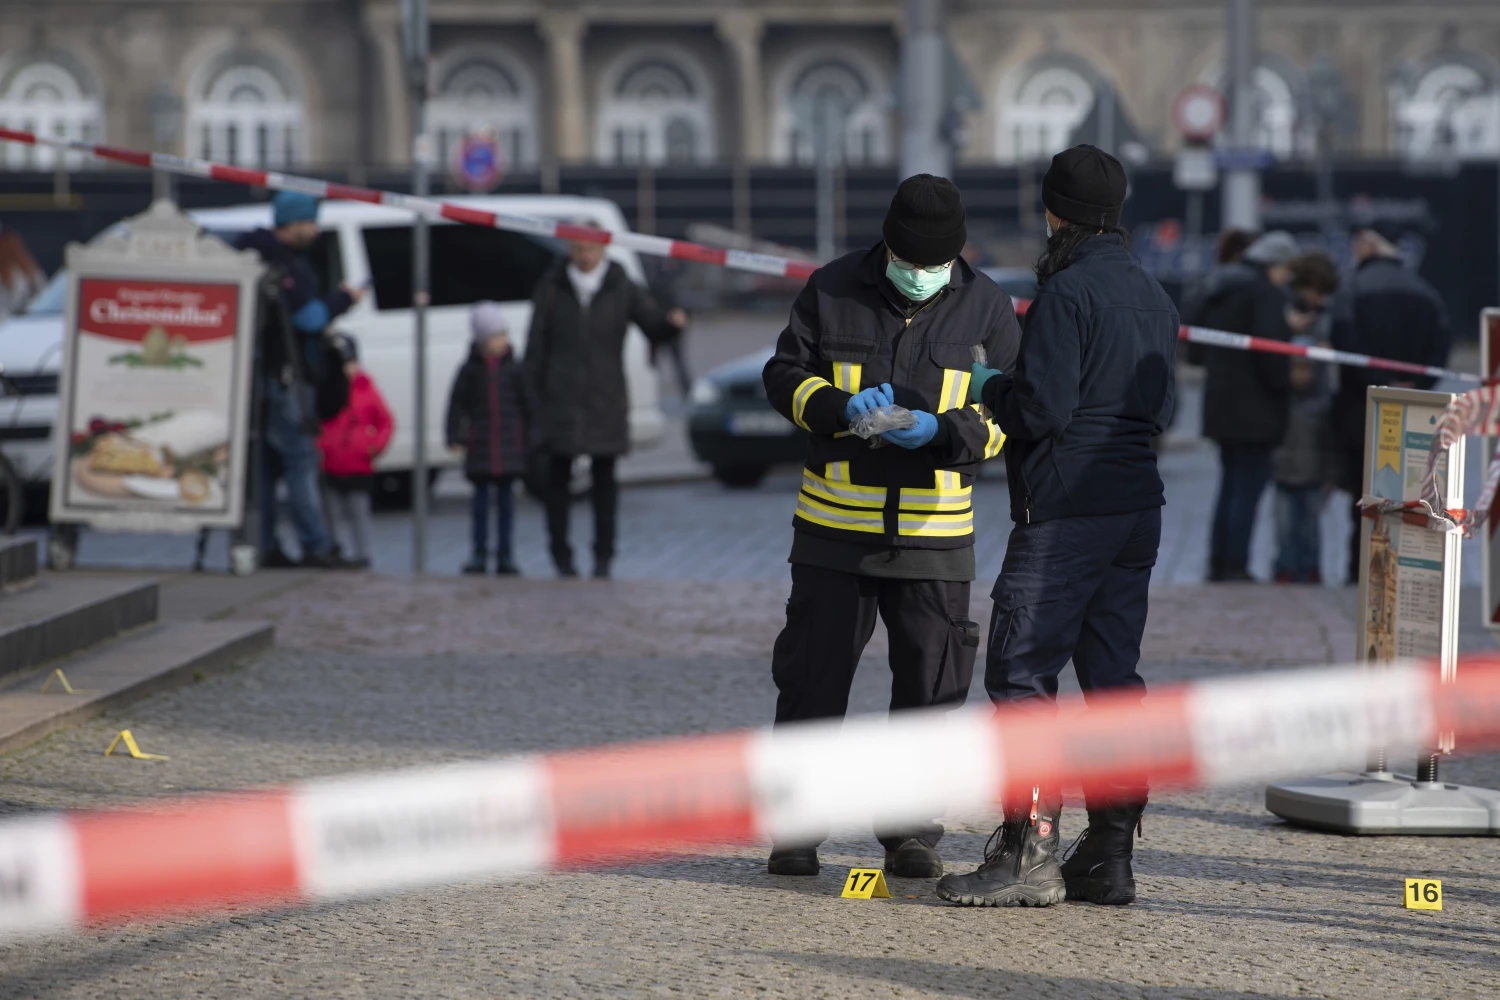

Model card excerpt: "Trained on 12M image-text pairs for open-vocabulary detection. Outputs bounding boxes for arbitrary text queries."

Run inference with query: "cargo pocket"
[986,582,1065,692]
[770,592,817,696]
[929,615,981,706]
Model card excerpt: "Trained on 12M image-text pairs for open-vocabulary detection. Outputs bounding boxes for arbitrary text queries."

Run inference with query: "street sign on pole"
[1222,0,1261,230]
[1172,84,1226,144]
[1173,148,1219,191]
[450,133,505,193]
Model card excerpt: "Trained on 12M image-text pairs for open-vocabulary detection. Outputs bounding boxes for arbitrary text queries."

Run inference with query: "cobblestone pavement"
[1,572,1498,999]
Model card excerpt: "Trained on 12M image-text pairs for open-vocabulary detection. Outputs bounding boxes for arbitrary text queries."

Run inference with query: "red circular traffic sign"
[1172,85,1227,143]
[450,133,505,193]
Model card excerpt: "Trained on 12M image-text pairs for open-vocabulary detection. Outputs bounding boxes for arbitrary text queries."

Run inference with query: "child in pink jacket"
[317,335,394,569]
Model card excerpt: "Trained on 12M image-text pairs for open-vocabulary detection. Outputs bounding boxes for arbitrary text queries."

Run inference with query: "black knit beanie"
[882,174,967,266]
[1042,144,1127,230]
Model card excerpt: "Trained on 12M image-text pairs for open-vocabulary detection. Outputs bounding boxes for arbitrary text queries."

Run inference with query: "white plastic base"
[1265,771,1500,834]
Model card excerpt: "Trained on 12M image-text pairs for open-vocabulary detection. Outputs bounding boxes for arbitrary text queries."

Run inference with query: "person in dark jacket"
[448,302,531,575]
[1330,225,1452,584]
[939,144,1178,910]
[523,239,686,578]
[761,174,1021,880]
[1188,230,1320,582]
[235,191,362,570]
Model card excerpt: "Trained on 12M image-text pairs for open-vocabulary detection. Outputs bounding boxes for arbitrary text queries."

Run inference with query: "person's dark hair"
[1216,228,1257,264]
[1288,252,1340,295]
[1034,224,1131,285]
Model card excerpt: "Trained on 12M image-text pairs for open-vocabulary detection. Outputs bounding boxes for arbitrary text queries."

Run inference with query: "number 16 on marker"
[1405,878,1442,911]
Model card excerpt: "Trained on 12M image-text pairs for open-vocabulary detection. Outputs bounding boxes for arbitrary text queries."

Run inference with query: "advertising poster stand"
[49,200,262,546]
[1266,387,1500,833]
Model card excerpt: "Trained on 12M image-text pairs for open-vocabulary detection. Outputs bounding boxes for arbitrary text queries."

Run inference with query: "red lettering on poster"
[77,278,238,344]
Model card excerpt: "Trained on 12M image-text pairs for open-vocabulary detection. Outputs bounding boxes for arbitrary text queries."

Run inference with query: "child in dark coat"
[446,302,530,575]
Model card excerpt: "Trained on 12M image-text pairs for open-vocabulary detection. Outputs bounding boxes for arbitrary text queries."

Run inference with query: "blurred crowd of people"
[1185,223,1452,585]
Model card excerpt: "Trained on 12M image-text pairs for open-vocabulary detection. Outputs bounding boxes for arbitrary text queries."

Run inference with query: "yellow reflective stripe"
[831,362,863,394]
[825,461,851,483]
[802,468,886,508]
[937,469,959,491]
[898,511,975,537]
[972,403,1005,458]
[796,494,885,533]
[791,376,832,430]
[938,368,970,413]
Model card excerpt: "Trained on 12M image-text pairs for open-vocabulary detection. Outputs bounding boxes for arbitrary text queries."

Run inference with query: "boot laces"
[979,821,1021,870]
[1062,827,1090,863]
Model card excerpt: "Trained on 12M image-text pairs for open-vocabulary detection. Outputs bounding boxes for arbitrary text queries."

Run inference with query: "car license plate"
[727,410,795,436]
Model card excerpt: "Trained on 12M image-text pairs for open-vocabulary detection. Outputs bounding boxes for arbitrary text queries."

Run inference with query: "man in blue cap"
[234,191,363,569]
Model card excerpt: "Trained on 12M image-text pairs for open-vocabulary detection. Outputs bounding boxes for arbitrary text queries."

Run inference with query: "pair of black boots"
[935,787,1144,907]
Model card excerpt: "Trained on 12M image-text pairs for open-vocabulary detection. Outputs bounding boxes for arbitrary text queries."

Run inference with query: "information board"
[1481,308,1500,632]
[1357,388,1463,672]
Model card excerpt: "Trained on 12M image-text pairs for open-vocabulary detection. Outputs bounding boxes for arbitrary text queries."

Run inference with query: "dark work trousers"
[771,563,977,849]
[1209,442,1273,579]
[986,508,1160,804]
[545,453,618,571]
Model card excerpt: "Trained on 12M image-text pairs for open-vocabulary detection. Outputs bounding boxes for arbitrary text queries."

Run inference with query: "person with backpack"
[234,191,361,569]
[317,334,394,570]
[447,303,531,575]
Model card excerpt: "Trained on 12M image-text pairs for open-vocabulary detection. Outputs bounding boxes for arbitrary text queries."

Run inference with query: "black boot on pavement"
[885,838,943,878]
[1061,797,1146,905]
[461,555,486,575]
[494,557,520,576]
[767,845,819,876]
[935,787,1064,907]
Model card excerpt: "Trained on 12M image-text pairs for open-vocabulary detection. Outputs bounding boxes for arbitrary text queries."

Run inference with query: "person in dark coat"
[1187,230,1321,582]
[760,174,1021,880]
[940,144,1178,910]
[1330,225,1452,584]
[447,302,532,575]
[523,239,686,578]
[234,191,362,570]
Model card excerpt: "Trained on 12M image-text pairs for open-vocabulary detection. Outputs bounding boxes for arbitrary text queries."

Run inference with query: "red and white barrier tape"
[0,127,1477,384]
[0,127,817,282]
[3,657,1500,939]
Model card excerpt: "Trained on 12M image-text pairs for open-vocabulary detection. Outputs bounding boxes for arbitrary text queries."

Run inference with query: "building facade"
[1,1,1498,175]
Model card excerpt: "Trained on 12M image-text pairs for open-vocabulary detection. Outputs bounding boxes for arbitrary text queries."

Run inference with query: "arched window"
[996,64,1094,163]
[595,48,716,165]
[1392,59,1500,160]
[772,52,891,166]
[430,48,538,171]
[187,58,304,168]
[0,57,101,170]
[1198,60,1311,160]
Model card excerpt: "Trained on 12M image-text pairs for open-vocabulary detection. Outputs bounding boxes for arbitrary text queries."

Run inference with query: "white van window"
[361,225,562,311]
[22,270,67,315]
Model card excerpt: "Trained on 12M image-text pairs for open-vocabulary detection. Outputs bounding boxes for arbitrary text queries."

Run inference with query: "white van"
[0,195,664,502]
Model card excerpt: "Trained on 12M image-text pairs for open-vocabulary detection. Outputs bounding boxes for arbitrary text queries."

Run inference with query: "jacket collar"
[554,258,622,290]
[1067,232,1132,263]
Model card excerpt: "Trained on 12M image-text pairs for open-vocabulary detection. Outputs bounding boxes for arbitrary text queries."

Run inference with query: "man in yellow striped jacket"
[760,174,1021,879]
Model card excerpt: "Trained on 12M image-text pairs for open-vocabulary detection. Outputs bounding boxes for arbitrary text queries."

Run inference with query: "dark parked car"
[686,268,1037,488]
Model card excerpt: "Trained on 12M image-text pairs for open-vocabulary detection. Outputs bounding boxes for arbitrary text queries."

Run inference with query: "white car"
[0,195,665,505]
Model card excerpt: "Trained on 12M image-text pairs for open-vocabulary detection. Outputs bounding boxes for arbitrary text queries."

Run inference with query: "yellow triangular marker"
[40,669,96,695]
[104,730,169,761]
[840,867,891,899]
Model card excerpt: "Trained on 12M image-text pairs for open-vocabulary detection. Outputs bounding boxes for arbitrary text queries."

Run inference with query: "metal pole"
[404,0,430,574]
[900,0,949,178]
[1222,0,1260,230]
[815,95,837,262]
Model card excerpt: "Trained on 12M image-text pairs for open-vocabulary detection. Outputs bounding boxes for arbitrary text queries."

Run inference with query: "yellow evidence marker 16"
[1404,879,1442,911]
[841,868,891,899]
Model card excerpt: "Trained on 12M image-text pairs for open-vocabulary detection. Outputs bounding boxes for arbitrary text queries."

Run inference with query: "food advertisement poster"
[59,277,246,527]
[51,203,262,533]
[1359,390,1463,670]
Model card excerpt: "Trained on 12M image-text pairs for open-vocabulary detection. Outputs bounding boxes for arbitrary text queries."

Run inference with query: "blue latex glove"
[970,362,1002,404]
[882,410,938,449]
[844,382,894,421]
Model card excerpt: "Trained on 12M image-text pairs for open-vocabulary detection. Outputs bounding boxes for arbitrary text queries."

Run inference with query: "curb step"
[0,536,38,592]
[0,577,159,680]
[0,619,274,754]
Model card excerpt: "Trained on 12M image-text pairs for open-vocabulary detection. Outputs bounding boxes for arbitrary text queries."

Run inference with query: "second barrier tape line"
[5,660,1500,939]
[0,127,1478,383]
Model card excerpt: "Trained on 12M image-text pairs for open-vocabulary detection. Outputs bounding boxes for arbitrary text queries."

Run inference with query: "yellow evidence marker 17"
[1404,879,1442,911]
[841,868,891,899]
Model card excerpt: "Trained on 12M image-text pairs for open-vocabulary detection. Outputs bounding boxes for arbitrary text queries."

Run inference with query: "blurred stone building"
[0,0,1497,175]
